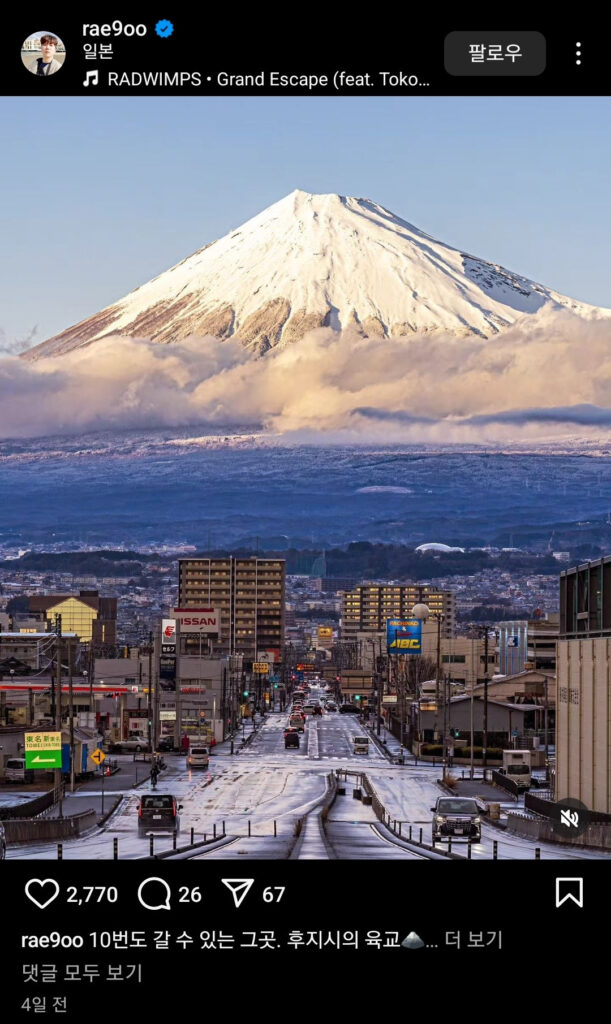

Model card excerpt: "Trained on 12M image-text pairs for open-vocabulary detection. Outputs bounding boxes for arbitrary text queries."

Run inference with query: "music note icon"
[83,69,99,87]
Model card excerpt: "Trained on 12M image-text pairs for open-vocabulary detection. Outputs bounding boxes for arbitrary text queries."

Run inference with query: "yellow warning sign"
[90,748,106,765]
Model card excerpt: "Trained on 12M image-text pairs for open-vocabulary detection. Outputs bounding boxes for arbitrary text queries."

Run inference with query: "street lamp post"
[412,603,446,776]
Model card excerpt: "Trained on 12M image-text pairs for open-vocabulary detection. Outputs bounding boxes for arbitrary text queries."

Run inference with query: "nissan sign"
[171,607,221,634]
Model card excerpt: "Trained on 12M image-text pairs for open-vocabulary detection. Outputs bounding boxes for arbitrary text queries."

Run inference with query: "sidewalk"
[364,721,412,762]
[212,712,261,756]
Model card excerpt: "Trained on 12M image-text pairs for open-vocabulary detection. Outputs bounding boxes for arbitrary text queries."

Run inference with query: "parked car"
[0,821,6,859]
[431,797,482,844]
[4,758,34,784]
[339,703,359,714]
[138,794,183,835]
[112,736,151,753]
[157,737,174,752]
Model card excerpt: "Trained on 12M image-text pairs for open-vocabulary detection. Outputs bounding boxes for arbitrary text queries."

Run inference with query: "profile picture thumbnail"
[22,31,66,76]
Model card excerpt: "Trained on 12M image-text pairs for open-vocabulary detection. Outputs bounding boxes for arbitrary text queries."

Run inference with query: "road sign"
[24,731,62,769]
[512,729,518,737]
[253,662,269,673]
[90,748,106,766]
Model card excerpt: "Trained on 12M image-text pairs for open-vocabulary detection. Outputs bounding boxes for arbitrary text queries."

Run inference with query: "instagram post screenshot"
[0,17,609,1005]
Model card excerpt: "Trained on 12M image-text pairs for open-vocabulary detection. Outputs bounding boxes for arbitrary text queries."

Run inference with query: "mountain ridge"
[24,189,611,360]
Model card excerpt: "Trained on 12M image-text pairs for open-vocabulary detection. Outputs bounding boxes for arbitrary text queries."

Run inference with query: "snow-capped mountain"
[24,189,610,360]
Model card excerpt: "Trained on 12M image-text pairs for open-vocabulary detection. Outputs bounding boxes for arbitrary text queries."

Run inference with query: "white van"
[187,745,210,769]
[4,757,32,783]
[353,737,369,755]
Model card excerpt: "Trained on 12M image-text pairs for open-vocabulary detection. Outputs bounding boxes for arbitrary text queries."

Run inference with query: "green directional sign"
[25,731,63,770]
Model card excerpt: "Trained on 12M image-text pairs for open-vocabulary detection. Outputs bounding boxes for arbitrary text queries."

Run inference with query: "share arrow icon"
[221,878,255,908]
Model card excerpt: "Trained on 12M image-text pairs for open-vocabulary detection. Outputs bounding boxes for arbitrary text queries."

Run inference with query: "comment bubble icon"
[137,877,172,911]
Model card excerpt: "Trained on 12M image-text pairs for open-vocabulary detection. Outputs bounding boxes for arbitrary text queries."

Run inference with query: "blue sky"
[1,95,609,347]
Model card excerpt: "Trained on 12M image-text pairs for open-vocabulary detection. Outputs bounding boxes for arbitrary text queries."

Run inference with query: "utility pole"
[54,614,63,817]
[482,628,489,769]
[434,613,442,742]
[51,613,61,725]
[544,675,549,783]
[147,630,153,753]
[442,671,448,780]
[376,638,383,737]
[470,635,475,780]
[175,621,182,751]
[153,631,160,751]
[88,642,94,725]
[68,639,75,793]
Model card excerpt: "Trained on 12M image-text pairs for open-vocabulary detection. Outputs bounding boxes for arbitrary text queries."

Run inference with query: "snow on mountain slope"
[24,189,611,360]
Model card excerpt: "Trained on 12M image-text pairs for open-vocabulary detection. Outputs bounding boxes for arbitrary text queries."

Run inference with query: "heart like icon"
[25,878,61,910]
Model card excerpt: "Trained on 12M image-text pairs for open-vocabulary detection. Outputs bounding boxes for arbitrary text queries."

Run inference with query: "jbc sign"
[386,618,422,655]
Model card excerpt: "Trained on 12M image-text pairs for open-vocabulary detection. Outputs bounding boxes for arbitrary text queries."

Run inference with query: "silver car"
[112,736,151,753]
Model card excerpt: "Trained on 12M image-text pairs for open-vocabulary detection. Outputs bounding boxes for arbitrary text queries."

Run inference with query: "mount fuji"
[24,190,610,361]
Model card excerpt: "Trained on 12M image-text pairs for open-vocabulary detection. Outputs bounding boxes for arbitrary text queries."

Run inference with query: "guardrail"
[508,811,611,850]
[490,770,520,800]
[524,792,611,824]
[4,808,97,843]
[0,783,63,820]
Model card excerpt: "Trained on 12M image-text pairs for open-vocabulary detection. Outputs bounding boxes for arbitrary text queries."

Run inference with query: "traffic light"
[274,683,278,689]
[354,694,361,702]
[243,689,249,697]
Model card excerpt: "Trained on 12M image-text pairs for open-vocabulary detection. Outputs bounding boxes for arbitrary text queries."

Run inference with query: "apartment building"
[178,557,285,658]
[341,583,456,639]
